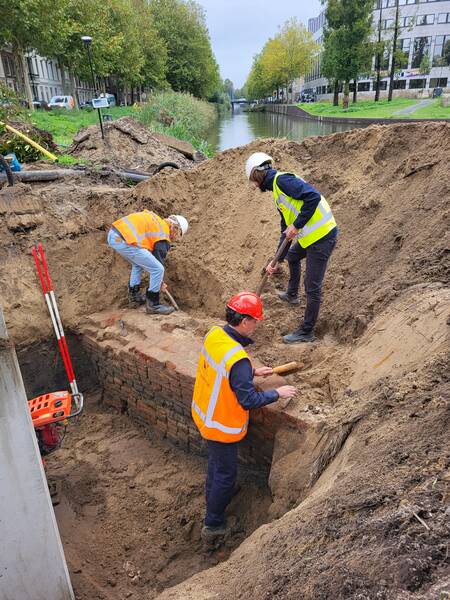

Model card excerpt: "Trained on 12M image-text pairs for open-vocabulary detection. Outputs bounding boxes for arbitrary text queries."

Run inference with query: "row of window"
[28,56,64,82]
[312,76,447,95]
[377,0,450,8]
[383,12,450,28]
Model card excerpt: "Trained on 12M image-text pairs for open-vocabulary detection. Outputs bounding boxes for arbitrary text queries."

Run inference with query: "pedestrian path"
[395,98,433,115]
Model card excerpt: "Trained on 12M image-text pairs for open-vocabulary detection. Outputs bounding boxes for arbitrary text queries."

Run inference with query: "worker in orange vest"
[192,292,296,541]
[107,210,188,315]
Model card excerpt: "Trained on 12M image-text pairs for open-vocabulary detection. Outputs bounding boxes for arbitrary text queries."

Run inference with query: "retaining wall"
[79,309,307,470]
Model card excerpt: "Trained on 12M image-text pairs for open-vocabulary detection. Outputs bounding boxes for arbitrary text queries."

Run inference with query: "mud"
[1,121,449,600]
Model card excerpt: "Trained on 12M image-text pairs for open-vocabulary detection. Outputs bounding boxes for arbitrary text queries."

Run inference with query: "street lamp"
[81,35,104,139]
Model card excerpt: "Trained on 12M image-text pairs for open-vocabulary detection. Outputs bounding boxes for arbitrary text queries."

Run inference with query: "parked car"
[48,95,75,109]
[79,99,93,109]
[103,93,116,107]
[432,87,443,98]
[299,92,317,103]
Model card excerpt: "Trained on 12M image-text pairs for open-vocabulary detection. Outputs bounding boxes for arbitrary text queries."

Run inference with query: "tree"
[322,0,373,109]
[419,54,430,91]
[223,79,234,100]
[0,0,55,108]
[321,28,341,106]
[149,0,220,98]
[387,0,400,101]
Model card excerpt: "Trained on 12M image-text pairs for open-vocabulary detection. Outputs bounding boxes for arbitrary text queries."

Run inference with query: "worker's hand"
[285,224,299,240]
[265,263,277,275]
[160,282,168,293]
[276,385,296,399]
[254,366,274,377]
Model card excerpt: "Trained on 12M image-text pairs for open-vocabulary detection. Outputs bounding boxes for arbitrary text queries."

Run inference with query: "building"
[304,0,450,99]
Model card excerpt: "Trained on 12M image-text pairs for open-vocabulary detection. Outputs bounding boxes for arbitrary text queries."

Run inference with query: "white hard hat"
[169,214,189,236]
[245,152,273,180]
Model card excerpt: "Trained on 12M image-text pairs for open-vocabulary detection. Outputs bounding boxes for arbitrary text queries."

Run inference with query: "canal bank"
[206,106,366,152]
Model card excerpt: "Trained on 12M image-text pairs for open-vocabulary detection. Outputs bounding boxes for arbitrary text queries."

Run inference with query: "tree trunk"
[333,79,339,106]
[374,0,383,102]
[59,61,68,95]
[69,72,79,109]
[343,81,349,109]
[388,0,400,101]
[353,79,358,103]
[18,51,34,109]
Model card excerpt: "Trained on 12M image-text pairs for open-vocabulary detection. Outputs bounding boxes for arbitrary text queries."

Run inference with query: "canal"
[207,106,367,152]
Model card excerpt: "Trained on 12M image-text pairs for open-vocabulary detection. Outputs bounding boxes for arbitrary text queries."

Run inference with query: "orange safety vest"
[112,210,170,252]
[192,326,250,443]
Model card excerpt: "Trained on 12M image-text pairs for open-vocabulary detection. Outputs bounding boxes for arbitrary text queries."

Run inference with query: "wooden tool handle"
[164,290,179,311]
[273,361,299,374]
[256,238,291,297]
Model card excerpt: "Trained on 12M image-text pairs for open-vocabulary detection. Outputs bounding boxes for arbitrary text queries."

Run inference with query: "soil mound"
[68,116,199,172]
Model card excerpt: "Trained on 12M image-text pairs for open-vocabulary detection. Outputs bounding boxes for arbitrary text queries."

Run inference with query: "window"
[412,37,430,67]
[379,80,388,90]
[397,38,411,68]
[429,77,448,87]
[416,14,434,25]
[358,81,371,91]
[409,78,426,88]
[433,35,450,66]
[400,16,415,27]
[393,79,406,89]
[383,19,395,29]
[438,13,450,24]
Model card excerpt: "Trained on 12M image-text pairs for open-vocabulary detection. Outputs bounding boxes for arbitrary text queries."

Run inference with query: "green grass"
[410,97,450,119]
[30,106,135,146]
[29,92,217,156]
[297,98,418,119]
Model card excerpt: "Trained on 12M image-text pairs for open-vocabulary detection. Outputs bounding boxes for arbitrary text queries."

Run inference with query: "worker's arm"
[152,240,170,265]
[277,173,321,230]
[229,358,279,410]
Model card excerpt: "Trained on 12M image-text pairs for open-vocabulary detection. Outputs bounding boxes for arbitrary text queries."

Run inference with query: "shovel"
[257,238,291,297]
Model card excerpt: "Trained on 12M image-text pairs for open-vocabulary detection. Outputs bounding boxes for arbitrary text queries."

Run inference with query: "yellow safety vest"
[192,326,250,443]
[273,172,336,248]
[112,210,170,252]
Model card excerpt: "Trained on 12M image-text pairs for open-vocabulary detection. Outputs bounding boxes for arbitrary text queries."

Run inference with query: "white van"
[48,95,75,110]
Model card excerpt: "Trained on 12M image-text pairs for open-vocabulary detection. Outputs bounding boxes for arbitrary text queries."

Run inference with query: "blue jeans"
[205,440,238,527]
[283,228,338,332]
[107,228,164,292]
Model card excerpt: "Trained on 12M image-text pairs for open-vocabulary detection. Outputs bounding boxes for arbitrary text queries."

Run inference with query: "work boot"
[277,291,300,305]
[201,520,229,542]
[145,290,174,315]
[128,284,146,306]
[283,327,316,344]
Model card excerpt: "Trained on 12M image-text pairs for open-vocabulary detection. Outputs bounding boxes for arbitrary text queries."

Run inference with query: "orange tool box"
[28,391,83,427]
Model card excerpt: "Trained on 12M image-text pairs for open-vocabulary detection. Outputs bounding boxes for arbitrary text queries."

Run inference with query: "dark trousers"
[205,440,238,527]
[280,228,338,332]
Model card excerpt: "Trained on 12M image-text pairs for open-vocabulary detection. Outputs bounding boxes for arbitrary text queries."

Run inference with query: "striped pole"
[31,244,79,396]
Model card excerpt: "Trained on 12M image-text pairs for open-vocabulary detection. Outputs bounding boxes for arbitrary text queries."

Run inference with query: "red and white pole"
[31,243,79,396]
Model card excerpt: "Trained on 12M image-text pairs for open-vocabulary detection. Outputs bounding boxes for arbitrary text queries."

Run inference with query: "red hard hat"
[227,292,264,321]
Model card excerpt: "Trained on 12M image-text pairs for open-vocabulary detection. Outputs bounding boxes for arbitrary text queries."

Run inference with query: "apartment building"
[304,0,450,98]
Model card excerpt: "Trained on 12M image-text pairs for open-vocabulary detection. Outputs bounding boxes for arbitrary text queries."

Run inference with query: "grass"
[410,97,450,119]
[29,92,217,156]
[297,98,418,119]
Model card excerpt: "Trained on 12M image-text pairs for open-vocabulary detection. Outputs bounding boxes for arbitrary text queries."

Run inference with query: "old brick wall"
[79,310,286,469]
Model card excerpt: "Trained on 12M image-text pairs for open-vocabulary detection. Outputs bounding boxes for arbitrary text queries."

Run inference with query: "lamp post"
[81,35,104,139]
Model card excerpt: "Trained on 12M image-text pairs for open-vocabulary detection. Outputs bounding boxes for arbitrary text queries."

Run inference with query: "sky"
[197,0,323,89]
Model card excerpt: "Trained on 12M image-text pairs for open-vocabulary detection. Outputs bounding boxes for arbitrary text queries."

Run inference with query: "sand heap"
[0,121,449,600]
[68,116,201,172]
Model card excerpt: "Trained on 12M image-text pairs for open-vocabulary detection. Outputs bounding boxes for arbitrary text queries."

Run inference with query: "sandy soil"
[1,120,449,599]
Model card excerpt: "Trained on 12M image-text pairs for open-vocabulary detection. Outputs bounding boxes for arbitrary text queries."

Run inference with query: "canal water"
[207,106,367,152]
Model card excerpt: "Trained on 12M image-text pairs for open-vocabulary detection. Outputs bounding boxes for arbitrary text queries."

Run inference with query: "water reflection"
[207,106,367,152]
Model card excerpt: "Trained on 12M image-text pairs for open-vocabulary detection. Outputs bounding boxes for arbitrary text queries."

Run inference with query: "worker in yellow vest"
[246,152,338,343]
[192,292,296,541]
[107,210,188,315]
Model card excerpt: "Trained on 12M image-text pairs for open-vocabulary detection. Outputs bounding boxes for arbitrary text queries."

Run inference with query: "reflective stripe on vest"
[273,172,336,249]
[113,211,170,251]
[191,327,250,441]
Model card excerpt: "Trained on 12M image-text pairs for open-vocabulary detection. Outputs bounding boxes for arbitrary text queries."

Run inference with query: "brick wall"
[79,311,289,470]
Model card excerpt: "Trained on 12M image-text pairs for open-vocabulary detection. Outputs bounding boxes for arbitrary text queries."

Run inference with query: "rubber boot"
[145,290,174,315]
[277,291,300,305]
[283,327,316,344]
[128,284,146,306]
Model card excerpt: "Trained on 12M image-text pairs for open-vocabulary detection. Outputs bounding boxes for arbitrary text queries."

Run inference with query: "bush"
[137,91,216,152]
[0,121,59,162]
[0,83,22,122]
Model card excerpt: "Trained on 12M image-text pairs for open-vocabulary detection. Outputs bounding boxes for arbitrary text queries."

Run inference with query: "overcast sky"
[197,0,323,89]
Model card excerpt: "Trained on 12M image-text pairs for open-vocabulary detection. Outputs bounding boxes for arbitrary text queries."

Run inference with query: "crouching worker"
[192,292,296,541]
[107,210,188,315]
